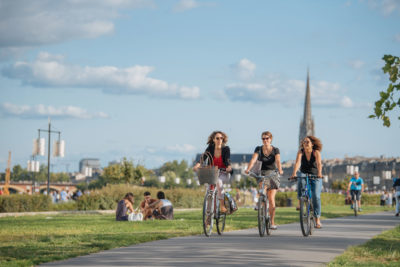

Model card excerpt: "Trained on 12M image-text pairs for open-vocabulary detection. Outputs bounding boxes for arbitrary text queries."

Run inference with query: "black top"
[255,146,280,171]
[115,200,128,221]
[201,144,231,169]
[300,149,318,175]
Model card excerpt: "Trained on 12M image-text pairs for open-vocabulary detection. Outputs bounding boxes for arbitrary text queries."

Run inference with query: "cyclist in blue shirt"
[346,171,364,212]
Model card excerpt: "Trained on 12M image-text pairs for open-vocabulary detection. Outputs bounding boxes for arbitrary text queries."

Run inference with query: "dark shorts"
[350,190,361,201]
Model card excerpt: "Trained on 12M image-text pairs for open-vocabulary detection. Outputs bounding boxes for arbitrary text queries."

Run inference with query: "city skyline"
[1,0,400,172]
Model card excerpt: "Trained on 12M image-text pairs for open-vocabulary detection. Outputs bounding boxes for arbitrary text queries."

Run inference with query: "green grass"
[328,225,400,267]
[0,205,392,266]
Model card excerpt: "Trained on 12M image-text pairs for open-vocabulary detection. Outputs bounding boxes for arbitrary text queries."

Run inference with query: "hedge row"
[0,187,382,212]
[76,184,205,210]
[0,194,52,212]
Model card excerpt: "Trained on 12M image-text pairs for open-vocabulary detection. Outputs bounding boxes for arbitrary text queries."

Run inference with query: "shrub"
[0,194,51,212]
[76,184,205,210]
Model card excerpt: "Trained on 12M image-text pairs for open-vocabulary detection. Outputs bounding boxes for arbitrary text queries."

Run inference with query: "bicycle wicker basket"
[197,151,220,185]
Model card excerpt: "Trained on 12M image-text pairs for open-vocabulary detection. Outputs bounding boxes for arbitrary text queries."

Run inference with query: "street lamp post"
[33,119,64,195]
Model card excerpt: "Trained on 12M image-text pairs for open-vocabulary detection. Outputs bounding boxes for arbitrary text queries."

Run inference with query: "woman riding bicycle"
[193,130,232,213]
[245,131,283,230]
[291,136,323,228]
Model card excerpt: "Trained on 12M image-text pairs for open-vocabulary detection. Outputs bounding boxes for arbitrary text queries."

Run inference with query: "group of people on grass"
[116,191,173,221]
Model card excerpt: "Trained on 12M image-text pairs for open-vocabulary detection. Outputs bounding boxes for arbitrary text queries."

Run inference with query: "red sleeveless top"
[213,156,226,169]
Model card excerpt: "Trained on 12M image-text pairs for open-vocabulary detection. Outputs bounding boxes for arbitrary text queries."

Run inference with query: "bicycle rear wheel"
[203,191,215,237]
[258,195,266,237]
[216,199,227,235]
[300,197,311,237]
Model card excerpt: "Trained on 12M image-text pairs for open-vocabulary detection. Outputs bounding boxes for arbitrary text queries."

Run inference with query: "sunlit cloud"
[0,103,109,120]
[2,52,200,100]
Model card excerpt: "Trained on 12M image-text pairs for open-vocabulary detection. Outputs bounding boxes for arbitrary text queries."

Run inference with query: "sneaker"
[270,225,278,230]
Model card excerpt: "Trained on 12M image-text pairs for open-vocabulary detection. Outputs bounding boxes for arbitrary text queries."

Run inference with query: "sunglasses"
[262,137,270,140]
[215,137,223,140]
[303,141,311,144]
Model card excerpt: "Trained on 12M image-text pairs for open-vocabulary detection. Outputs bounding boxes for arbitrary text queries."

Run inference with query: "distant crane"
[4,151,11,195]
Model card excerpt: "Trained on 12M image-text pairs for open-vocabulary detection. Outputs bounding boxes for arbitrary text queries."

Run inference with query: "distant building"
[79,158,101,174]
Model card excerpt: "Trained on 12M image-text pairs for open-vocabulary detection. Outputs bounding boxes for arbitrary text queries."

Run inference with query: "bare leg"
[267,189,277,225]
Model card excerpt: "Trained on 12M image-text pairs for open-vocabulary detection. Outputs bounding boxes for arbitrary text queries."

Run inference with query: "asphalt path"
[42,211,399,267]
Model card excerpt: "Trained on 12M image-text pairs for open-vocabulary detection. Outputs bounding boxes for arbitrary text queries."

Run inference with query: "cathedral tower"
[299,69,315,147]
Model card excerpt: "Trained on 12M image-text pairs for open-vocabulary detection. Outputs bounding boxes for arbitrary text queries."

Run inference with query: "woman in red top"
[193,131,232,213]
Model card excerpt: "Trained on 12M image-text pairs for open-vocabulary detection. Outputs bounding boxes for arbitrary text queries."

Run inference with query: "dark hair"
[125,192,134,198]
[157,191,165,200]
[302,136,323,151]
[207,131,228,145]
[144,191,151,196]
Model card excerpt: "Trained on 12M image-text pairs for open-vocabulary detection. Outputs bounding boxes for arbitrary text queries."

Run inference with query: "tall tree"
[369,55,400,127]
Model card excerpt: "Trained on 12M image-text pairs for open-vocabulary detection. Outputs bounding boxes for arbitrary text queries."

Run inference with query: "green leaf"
[368,114,376,118]
[383,116,391,127]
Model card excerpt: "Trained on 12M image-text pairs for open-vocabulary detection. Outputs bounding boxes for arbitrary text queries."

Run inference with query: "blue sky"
[0,0,399,172]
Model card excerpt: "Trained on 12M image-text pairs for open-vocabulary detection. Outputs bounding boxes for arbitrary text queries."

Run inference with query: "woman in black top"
[291,136,323,228]
[245,131,283,230]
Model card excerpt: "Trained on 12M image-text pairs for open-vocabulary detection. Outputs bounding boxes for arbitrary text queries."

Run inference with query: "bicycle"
[245,171,279,237]
[289,174,320,237]
[348,188,360,217]
[200,169,229,237]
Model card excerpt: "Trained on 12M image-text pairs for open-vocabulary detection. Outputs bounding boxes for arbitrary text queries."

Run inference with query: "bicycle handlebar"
[288,175,321,181]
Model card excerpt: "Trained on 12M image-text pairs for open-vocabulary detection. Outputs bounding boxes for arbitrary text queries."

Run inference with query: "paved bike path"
[42,211,399,267]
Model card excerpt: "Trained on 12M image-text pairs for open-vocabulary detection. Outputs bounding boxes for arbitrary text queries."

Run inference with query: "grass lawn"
[0,205,393,266]
[328,224,400,267]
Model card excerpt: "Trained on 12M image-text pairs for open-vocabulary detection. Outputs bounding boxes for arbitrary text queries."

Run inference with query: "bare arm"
[245,153,259,174]
[291,151,302,177]
[275,154,283,175]
[314,150,323,178]
[149,200,163,210]
[124,199,134,213]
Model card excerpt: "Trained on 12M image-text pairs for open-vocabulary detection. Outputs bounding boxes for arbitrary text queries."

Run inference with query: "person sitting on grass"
[116,192,135,221]
[148,191,174,220]
[140,191,157,220]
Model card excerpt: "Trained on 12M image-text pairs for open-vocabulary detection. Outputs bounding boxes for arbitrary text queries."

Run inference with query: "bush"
[76,184,205,210]
[0,194,51,212]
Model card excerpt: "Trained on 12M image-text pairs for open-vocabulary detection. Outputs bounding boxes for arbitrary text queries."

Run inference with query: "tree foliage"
[102,158,153,184]
[369,54,400,127]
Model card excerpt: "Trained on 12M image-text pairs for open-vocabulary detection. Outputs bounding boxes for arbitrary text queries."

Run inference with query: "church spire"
[299,69,315,147]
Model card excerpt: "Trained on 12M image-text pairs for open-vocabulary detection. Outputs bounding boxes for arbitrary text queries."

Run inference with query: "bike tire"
[265,200,271,236]
[309,203,314,236]
[202,192,214,237]
[354,197,358,217]
[300,197,311,237]
[216,211,226,235]
[258,196,266,237]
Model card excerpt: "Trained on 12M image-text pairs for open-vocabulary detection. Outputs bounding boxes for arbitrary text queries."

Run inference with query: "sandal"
[270,225,278,230]
[315,223,322,229]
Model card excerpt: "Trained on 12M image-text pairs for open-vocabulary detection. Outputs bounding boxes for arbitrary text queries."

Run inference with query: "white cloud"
[0,103,109,120]
[349,60,365,69]
[362,0,400,16]
[232,58,256,80]
[174,0,199,12]
[0,0,155,48]
[224,76,356,108]
[166,144,196,154]
[173,0,215,12]
[2,52,200,100]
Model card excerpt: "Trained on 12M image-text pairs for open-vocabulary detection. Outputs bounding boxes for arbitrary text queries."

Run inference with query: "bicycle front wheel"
[265,200,271,236]
[203,191,215,237]
[258,196,266,237]
[353,198,358,217]
[300,197,311,237]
